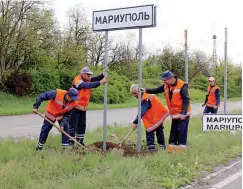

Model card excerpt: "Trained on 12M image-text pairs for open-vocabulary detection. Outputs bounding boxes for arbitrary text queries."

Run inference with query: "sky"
[51,0,243,64]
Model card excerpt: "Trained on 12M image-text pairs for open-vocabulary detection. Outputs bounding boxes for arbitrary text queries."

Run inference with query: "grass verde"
[0,114,241,189]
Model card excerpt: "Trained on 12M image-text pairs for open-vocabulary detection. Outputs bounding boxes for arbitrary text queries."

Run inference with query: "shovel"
[111,127,134,155]
[36,111,85,149]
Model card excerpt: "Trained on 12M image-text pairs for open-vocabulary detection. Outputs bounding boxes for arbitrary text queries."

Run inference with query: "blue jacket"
[73,73,104,90]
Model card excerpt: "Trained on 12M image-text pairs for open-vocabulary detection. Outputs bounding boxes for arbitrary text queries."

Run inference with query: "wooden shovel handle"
[119,127,134,147]
[36,111,85,148]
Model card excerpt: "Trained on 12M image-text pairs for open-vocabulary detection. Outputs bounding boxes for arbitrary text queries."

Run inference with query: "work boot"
[168,144,177,153]
[159,144,166,150]
[147,148,157,153]
[80,139,86,147]
[69,140,74,146]
[76,138,86,146]
[35,146,43,151]
[177,145,187,152]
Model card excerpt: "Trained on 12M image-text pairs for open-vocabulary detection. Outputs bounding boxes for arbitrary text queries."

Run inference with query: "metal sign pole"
[103,30,108,152]
[184,30,188,83]
[137,27,143,153]
[92,5,157,153]
[224,28,227,113]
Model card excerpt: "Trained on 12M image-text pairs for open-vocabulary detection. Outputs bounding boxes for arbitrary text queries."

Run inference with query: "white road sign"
[202,114,242,131]
[92,5,156,31]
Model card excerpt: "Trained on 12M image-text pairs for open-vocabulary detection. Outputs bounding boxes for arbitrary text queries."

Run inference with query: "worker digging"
[30,69,213,157]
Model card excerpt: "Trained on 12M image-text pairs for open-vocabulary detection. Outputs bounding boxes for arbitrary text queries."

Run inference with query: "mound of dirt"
[91,141,149,157]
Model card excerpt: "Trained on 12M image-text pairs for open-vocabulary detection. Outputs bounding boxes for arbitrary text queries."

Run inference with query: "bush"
[4,71,32,96]
[29,70,60,95]
[189,88,206,101]
[59,70,77,90]
[90,72,131,104]
[190,75,208,92]
[142,65,161,79]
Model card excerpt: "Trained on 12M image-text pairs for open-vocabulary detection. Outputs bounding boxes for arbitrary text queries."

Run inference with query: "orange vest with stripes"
[45,89,76,121]
[164,79,191,119]
[72,74,91,110]
[206,85,220,107]
[142,93,169,132]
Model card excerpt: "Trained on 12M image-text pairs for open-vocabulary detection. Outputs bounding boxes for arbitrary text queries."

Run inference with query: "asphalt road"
[0,101,241,138]
[181,159,242,189]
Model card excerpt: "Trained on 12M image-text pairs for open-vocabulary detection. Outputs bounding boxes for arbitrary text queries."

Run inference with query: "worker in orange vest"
[69,67,107,146]
[33,88,79,151]
[142,70,191,153]
[130,84,169,152]
[202,77,220,114]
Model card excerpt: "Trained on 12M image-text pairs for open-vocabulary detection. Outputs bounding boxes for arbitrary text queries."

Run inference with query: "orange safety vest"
[164,79,191,119]
[142,93,169,132]
[72,74,91,111]
[206,85,220,107]
[45,89,76,121]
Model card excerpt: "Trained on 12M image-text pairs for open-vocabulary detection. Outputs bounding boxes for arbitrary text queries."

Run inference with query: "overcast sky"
[51,0,243,64]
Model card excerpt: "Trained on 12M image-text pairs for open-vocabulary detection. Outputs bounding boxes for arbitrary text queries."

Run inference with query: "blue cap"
[68,88,79,101]
[81,67,93,75]
[161,70,174,80]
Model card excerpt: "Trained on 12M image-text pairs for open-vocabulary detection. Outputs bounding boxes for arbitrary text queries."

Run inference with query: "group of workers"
[33,67,220,153]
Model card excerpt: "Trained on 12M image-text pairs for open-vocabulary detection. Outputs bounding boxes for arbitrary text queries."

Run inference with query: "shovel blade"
[111,148,124,156]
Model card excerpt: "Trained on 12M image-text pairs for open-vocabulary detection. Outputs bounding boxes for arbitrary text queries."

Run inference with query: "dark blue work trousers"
[146,125,165,149]
[37,115,70,148]
[69,108,86,144]
[203,106,218,114]
[169,116,190,146]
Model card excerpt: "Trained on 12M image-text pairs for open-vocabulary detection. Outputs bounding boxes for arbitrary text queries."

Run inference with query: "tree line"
[0,1,241,99]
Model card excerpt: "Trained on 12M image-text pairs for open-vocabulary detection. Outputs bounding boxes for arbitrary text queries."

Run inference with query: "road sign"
[202,114,242,131]
[93,5,156,31]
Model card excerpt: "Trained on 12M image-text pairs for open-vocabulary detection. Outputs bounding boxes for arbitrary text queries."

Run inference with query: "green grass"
[0,90,241,116]
[0,116,241,189]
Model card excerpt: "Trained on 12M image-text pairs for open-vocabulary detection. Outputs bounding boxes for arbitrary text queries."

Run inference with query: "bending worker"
[33,88,79,151]
[130,84,169,152]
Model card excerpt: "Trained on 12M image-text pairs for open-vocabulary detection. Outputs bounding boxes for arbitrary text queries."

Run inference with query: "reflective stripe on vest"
[75,106,88,111]
[54,98,64,106]
[206,104,216,108]
[173,89,181,93]
[146,112,170,132]
[45,111,63,121]
[170,111,191,119]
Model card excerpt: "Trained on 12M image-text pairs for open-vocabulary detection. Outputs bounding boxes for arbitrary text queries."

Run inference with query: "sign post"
[92,5,157,152]
[184,30,188,83]
[102,30,108,152]
[224,28,228,113]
